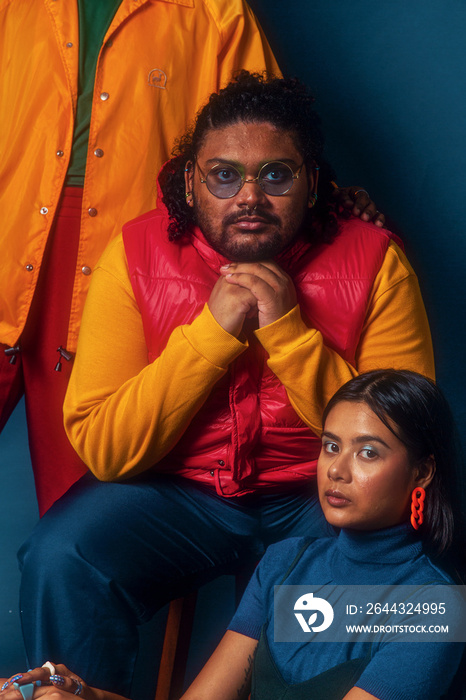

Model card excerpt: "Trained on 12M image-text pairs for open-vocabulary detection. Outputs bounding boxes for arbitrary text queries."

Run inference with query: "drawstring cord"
[4,345,21,364]
[4,344,73,370]
[55,346,74,372]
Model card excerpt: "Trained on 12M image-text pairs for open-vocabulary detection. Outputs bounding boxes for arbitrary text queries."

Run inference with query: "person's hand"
[207,275,258,337]
[332,185,385,227]
[0,665,87,699]
[219,261,297,328]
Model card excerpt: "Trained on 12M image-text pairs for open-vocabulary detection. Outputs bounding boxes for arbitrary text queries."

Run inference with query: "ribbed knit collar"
[337,523,423,565]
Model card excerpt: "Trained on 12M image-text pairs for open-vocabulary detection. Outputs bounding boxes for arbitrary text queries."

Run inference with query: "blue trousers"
[18,472,333,697]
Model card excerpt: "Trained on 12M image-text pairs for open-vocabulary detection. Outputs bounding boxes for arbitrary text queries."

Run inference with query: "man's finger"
[223,271,275,299]
[351,188,372,215]
[220,262,286,290]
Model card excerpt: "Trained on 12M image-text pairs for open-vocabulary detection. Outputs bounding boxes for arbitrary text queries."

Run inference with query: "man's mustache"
[223,209,281,226]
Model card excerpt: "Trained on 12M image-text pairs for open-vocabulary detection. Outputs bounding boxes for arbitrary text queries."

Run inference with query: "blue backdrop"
[1,0,465,688]
[248,0,466,421]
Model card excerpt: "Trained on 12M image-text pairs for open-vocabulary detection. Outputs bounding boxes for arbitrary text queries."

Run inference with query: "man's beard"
[208,229,285,262]
[193,204,301,262]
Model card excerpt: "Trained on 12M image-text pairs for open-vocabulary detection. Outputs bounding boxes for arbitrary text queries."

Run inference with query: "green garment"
[66,0,120,186]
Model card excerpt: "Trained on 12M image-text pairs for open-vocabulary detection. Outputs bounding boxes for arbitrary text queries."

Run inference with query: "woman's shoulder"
[260,536,335,576]
[413,550,458,585]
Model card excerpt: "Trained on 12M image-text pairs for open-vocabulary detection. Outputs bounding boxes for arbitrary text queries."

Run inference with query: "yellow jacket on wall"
[0,0,278,351]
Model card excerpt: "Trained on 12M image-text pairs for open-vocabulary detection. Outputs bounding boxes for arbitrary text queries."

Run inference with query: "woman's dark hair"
[322,370,464,562]
[159,70,339,243]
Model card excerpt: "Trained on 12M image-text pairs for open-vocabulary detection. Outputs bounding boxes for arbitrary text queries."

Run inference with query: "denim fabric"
[18,472,333,697]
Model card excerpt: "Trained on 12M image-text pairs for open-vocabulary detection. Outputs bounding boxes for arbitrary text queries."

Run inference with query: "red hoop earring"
[410,487,426,530]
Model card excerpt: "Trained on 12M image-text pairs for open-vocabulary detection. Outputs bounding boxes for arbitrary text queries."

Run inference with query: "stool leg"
[155,592,198,700]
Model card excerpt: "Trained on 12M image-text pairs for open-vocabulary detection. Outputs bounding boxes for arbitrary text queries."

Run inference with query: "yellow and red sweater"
[64,202,434,493]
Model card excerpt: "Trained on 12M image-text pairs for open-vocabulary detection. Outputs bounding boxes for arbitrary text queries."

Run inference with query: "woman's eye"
[360,447,378,459]
[323,441,339,454]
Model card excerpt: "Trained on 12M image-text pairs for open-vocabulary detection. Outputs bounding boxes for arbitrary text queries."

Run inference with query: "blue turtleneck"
[229,525,463,700]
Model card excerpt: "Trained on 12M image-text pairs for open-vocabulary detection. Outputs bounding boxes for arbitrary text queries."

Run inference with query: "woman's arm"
[180,631,258,700]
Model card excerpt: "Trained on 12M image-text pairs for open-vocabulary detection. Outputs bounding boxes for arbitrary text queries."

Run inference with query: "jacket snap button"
[94,148,104,158]
[66,42,73,48]
[56,150,64,157]
[40,207,48,215]
[25,264,33,271]
[210,470,215,476]
[218,460,225,466]
[81,266,92,276]
[100,92,110,101]
[88,208,97,217]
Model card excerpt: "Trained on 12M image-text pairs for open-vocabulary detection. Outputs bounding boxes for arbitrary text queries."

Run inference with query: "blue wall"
[248,0,466,426]
[1,0,465,687]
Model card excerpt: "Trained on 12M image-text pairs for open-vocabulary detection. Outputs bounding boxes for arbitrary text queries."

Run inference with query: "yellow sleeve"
[64,235,247,481]
[208,0,281,86]
[254,240,435,434]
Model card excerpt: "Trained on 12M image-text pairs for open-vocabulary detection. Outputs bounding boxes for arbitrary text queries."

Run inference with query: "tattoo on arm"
[236,649,257,699]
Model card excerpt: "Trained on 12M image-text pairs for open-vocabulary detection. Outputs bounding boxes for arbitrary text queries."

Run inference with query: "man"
[19,72,433,696]
[0,0,379,517]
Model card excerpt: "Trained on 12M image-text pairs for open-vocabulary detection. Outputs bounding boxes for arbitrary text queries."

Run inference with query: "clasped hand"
[208,261,296,336]
[1,666,86,699]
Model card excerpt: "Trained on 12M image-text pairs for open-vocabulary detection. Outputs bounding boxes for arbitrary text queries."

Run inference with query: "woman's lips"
[325,489,351,507]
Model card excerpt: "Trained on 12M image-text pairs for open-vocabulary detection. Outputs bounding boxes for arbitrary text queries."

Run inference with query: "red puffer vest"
[123,207,393,497]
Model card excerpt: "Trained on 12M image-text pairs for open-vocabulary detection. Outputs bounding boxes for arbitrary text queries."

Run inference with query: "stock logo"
[294,592,334,633]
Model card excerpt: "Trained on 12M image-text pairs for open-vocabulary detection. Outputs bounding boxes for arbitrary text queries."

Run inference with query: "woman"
[179,370,465,700]
[2,370,464,699]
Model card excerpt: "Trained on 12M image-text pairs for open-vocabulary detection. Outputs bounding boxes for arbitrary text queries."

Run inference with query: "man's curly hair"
[159,71,339,244]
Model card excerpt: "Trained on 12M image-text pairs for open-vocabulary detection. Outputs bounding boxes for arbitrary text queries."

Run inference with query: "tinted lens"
[259,161,294,195]
[206,164,242,198]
